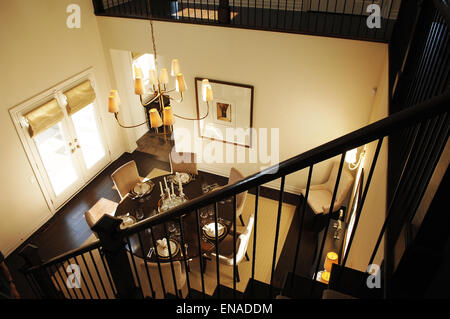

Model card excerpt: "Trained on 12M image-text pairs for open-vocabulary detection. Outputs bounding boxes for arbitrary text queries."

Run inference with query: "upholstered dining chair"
[300,161,354,216]
[169,151,198,175]
[84,198,118,238]
[139,260,187,298]
[228,167,248,226]
[111,160,145,200]
[209,214,255,282]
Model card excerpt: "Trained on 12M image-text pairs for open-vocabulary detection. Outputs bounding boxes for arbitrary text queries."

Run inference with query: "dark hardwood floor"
[5,150,318,299]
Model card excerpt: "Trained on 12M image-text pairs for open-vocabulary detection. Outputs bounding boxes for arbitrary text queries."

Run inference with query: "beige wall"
[96,17,387,192]
[0,0,125,256]
[346,49,389,271]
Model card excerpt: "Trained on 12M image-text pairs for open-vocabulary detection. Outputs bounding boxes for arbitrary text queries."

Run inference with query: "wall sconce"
[345,146,367,170]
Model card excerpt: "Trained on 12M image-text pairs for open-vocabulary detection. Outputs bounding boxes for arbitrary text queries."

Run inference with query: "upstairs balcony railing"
[92,0,402,42]
[19,88,449,299]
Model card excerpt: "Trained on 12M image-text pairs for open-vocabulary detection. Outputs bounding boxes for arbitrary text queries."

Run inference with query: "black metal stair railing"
[92,0,402,42]
[19,89,449,299]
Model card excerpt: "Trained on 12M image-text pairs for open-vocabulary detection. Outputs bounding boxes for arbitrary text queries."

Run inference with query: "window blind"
[64,80,96,115]
[24,99,63,137]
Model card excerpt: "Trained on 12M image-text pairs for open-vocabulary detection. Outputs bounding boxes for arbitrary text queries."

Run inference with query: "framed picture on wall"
[195,78,254,148]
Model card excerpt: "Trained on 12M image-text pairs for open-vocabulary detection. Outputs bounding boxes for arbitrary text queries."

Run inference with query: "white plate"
[173,173,191,184]
[119,215,136,229]
[157,240,178,257]
[133,182,151,195]
[203,222,225,237]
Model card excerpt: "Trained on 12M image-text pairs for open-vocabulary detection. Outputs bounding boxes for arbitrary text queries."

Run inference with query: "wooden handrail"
[28,90,450,271]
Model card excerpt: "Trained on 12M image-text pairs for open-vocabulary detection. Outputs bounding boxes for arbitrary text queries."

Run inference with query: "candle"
[164,177,169,190]
[171,59,181,76]
[171,181,175,196]
[201,79,209,98]
[202,83,213,102]
[160,68,169,85]
[149,69,158,86]
[176,73,187,92]
[159,181,164,196]
[179,178,183,195]
[135,77,144,95]
[108,95,119,113]
[134,65,143,78]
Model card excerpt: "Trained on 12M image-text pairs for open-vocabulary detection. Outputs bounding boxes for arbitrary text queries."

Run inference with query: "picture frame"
[195,78,254,148]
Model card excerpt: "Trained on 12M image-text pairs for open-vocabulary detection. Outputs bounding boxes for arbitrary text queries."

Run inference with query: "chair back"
[169,151,198,175]
[111,160,141,199]
[236,214,255,264]
[140,260,186,297]
[324,161,354,204]
[85,211,96,229]
[228,167,248,215]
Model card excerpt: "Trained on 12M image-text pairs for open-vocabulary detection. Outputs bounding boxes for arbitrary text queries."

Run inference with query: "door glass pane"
[34,123,78,195]
[71,104,105,169]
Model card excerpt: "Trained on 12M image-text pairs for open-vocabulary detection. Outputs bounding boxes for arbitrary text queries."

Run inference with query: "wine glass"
[135,207,144,220]
[201,183,210,194]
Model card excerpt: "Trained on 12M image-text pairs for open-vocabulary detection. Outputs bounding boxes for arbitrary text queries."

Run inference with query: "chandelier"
[107,1,214,136]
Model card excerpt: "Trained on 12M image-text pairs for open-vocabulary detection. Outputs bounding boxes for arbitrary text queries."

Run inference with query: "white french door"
[11,71,111,211]
[32,102,109,209]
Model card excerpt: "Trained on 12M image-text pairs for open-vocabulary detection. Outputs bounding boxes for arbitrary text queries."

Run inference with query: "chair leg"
[178,289,184,298]
[239,215,245,226]
[234,266,240,282]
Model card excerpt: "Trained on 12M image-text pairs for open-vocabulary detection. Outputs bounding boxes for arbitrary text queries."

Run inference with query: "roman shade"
[24,99,63,137]
[64,80,96,115]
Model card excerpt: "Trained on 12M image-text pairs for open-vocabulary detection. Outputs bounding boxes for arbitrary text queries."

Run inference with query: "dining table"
[114,172,235,263]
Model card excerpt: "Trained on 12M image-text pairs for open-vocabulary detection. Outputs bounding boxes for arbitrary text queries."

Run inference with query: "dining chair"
[139,260,187,298]
[84,198,118,237]
[111,160,145,200]
[208,214,255,282]
[228,167,248,226]
[300,161,354,215]
[169,151,198,175]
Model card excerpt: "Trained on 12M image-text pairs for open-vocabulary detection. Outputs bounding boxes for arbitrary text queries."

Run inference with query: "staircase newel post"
[93,214,140,299]
[18,244,62,299]
[218,0,231,24]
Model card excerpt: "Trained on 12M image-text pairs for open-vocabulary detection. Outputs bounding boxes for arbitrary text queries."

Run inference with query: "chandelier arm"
[139,92,162,107]
[114,113,149,129]
[167,93,183,104]
[173,101,210,121]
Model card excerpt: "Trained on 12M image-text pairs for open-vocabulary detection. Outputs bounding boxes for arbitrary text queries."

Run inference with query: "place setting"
[147,237,181,260]
[129,180,155,201]
[202,219,228,242]
[167,172,193,185]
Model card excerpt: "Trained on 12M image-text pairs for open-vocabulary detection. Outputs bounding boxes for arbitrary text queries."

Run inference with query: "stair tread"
[243,279,281,299]
[212,285,244,299]
[281,272,327,299]
[328,264,382,299]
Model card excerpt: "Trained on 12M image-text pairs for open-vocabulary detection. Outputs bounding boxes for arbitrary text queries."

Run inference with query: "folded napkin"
[156,238,176,256]
[203,222,224,236]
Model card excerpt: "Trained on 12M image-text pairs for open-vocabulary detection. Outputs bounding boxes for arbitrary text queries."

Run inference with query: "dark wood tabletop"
[115,172,234,262]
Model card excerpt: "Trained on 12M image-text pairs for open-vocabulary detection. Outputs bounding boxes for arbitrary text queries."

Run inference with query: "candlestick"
[178,178,183,194]
[164,177,169,190]
[159,182,164,196]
